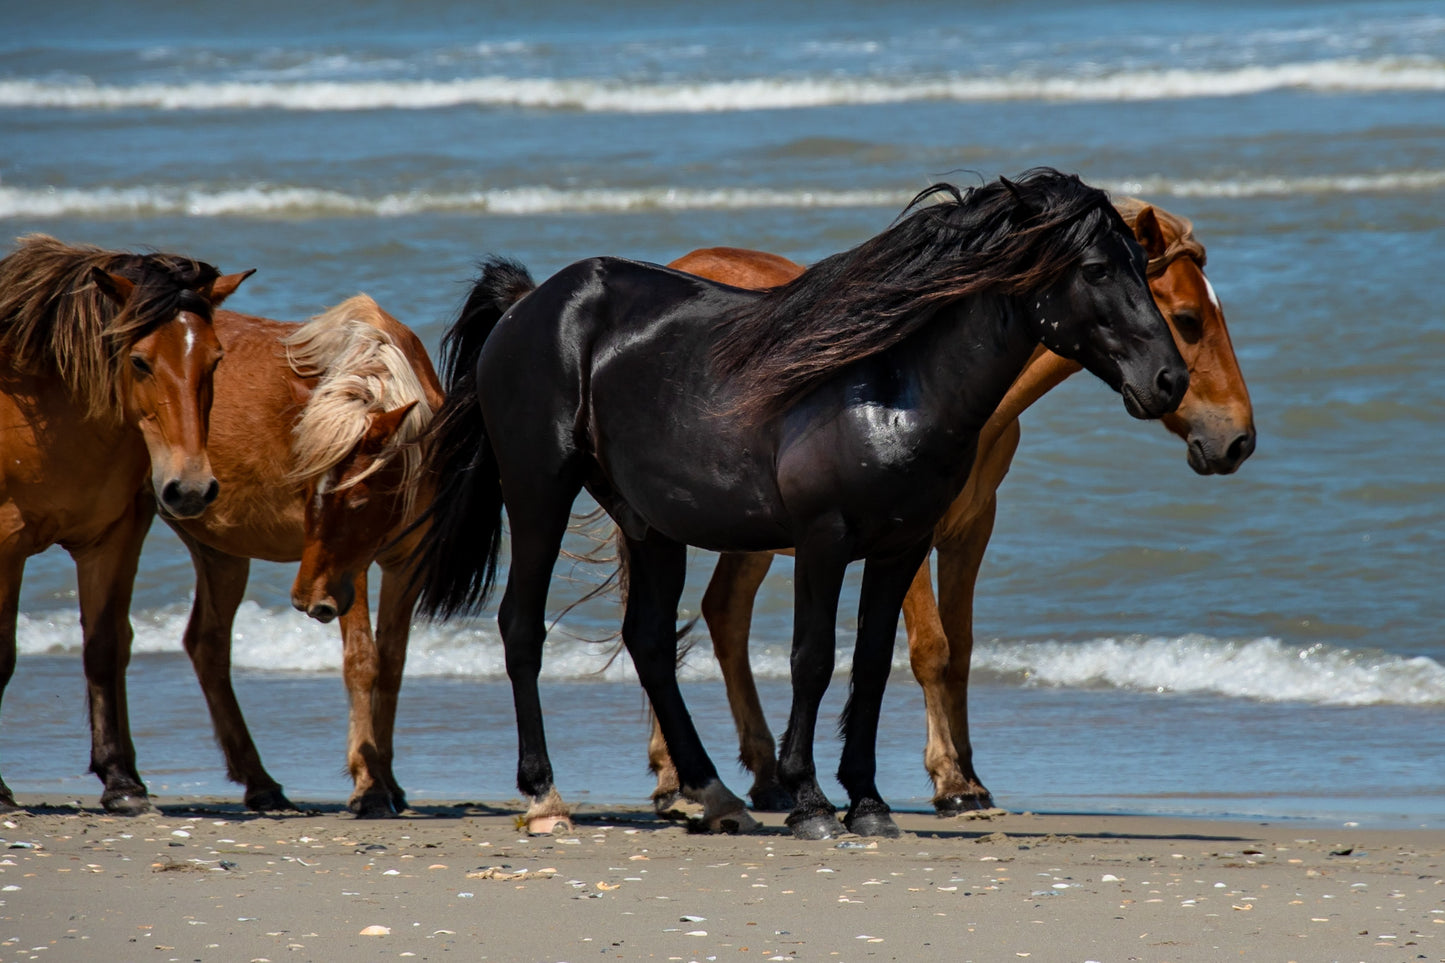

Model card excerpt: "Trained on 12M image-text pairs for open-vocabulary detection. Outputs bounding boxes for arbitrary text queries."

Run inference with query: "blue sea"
[3,0,1443,828]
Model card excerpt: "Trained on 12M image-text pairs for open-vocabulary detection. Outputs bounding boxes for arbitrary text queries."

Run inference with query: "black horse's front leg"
[623,533,755,834]
[837,539,934,838]
[778,544,849,840]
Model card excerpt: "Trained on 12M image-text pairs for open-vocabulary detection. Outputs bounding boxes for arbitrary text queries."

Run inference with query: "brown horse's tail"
[410,256,535,619]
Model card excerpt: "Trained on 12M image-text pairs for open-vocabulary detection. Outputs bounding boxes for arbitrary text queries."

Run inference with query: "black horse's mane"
[711,167,1127,422]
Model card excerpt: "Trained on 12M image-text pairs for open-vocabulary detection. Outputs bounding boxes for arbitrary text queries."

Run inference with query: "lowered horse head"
[1116,197,1256,474]
[0,234,251,518]
[283,295,439,623]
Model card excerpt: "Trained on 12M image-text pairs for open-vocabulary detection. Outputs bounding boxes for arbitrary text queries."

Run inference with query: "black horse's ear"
[1000,176,1036,215]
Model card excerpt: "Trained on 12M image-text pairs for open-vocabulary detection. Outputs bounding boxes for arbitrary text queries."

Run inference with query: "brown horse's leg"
[901,555,970,811]
[74,496,153,814]
[0,546,24,810]
[372,564,415,813]
[172,527,294,811]
[930,494,1000,813]
[338,572,389,817]
[703,552,790,810]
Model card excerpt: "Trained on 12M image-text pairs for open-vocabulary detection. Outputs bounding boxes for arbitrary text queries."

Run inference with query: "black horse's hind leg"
[622,533,755,834]
[838,541,933,838]
[778,540,850,840]
[497,492,577,834]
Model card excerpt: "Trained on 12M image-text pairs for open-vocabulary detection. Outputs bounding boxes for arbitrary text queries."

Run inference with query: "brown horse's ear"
[363,401,419,448]
[90,267,135,306]
[206,268,256,307]
[1132,205,1168,259]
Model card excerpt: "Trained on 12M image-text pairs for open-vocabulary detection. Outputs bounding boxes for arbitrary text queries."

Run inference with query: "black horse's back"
[412,256,536,619]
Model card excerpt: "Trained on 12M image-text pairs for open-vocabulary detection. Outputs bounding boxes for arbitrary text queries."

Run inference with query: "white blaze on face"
[1203,274,1222,312]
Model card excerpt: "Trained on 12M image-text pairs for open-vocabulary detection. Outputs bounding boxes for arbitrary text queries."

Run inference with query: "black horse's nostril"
[1155,366,1178,401]
[203,478,220,505]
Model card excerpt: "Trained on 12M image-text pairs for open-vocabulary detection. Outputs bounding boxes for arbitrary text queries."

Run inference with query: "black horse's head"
[1002,172,1189,419]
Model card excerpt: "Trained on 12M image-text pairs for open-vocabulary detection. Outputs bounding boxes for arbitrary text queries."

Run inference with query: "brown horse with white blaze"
[647,198,1256,814]
[0,234,249,813]
[162,295,441,815]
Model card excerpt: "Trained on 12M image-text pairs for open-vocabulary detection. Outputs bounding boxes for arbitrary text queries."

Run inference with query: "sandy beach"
[1,796,1440,963]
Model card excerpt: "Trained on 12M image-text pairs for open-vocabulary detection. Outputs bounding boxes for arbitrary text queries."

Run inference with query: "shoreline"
[4,796,1442,962]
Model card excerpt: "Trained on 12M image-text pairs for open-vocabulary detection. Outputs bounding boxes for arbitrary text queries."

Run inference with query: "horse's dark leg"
[930,495,999,812]
[497,497,577,834]
[838,540,933,838]
[778,542,849,840]
[0,549,24,810]
[370,562,416,814]
[650,551,789,814]
[338,572,396,818]
[171,526,293,812]
[75,496,152,814]
[625,534,755,834]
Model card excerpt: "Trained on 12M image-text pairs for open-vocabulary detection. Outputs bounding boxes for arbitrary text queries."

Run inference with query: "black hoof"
[101,790,152,815]
[747,783,795,813]
[389,790,409,814]
[652,789,684,817]
[245,787,298,813]
[933,791,995,816]
[786,810,843,840]
[0,793,19,814]
[845,808,901,838]
[349,792,398,819]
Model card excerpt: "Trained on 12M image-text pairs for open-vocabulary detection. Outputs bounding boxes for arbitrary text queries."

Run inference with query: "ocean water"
[3,0,1443,827]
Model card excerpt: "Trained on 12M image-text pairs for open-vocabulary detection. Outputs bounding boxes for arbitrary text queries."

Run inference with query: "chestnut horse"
[646,198,1256,815]
[0,234,249,813]
[162,295,441,816]
[412,170,1187,839]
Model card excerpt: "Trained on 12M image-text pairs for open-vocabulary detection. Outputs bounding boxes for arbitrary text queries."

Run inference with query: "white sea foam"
[4,169,1443,222]
[16,607,1445,707]
[1,58,1441,113]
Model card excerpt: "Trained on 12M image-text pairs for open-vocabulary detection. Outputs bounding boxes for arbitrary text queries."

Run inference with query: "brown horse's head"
[280,295,438,623]
[291,402,421,622]
[92,262,253,517]
[1122,201,1257,475]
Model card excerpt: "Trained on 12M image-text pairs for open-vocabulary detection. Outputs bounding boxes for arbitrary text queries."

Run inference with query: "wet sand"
[1,795,1441,962]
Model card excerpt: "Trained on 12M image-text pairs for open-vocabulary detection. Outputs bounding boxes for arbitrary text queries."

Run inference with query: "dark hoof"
[845,808,901,838]
[245,787,298,813]
[101,791,152,816]
[933,791,995,816]
[651,789,683,817]
[390,791,409,814]
[785,810,843,840]
[349,792,398,819]
[0,793,19,814]
[747,783,795,813]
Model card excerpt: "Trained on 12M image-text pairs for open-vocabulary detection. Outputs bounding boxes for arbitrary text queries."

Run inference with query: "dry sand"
[0,795,1440,963]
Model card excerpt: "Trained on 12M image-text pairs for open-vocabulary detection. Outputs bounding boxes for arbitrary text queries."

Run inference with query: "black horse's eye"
[1081,262,1110,284]
[130,355,153,377]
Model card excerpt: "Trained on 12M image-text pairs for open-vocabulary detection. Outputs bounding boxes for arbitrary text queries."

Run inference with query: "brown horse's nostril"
[308,602,338,624]
[203,478,220,505]
[1225,426,1257,469]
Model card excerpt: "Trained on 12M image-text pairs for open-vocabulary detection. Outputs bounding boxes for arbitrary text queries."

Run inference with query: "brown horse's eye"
[1171,310,1203,342]
[130,355,153,377]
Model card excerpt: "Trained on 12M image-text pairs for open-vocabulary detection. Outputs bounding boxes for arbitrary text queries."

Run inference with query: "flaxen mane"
[710,168,1127,422]
[1113,196,1207,278]
[0,233,221,420]
[284,295,434,517]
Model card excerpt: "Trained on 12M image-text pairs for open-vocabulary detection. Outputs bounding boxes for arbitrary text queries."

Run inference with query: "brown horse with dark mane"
[160,295,441,816]
[0,234,250,813]
[645,198,1256,815]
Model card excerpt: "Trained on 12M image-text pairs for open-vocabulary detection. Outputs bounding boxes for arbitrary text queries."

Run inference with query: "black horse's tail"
[411,255,536,619]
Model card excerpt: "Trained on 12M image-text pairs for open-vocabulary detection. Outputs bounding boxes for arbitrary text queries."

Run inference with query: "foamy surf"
[16,607,1445,708]
[4,170,1443,221]
[1,57,1441,113]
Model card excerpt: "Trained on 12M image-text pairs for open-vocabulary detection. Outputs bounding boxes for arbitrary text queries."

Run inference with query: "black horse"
[413,169,1188,840]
